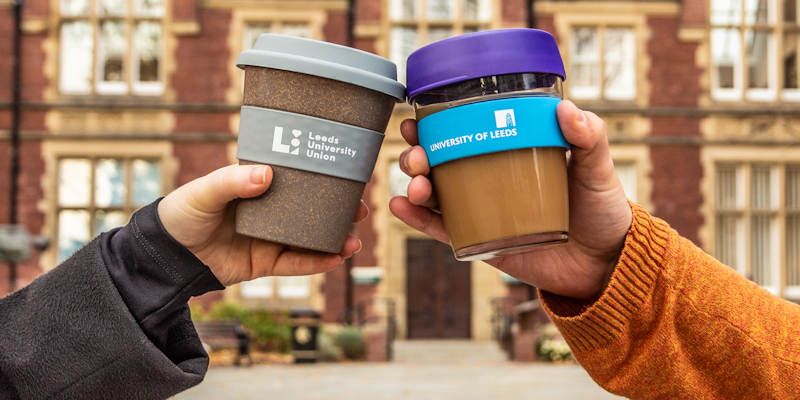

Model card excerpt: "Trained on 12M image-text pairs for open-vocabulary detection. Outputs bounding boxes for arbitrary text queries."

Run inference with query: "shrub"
[189,303,209,322]
[535,323,573,362]
[204,302,292,353]
[209,302,249,322]
[334,326,366,360]
[317,330,343,362]
[245,310,291,353]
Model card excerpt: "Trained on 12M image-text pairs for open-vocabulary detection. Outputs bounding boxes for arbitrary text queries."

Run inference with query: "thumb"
[180,164,273,214]
[557,100,618,191]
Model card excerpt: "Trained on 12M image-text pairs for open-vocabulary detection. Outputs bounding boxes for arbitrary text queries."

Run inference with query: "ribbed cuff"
[540,203,675,353]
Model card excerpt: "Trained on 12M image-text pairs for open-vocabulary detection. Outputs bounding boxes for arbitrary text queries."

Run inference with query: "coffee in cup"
[406,29,569,261]
[235,34,405,253]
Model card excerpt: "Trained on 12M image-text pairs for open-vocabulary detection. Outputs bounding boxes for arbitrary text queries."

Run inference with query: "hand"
[158,164,364,286]
[389,100,632,299]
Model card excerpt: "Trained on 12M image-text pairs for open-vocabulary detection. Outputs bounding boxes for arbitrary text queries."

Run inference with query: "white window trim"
[709,0,799,102]
[785,286,800,300]
[277,276,312,299]
[557,13,643,104]
[386,0,493,83]
[58,0,165,97]
[702,147,800,299]
[782,89,800,101]
[240,277,275,299]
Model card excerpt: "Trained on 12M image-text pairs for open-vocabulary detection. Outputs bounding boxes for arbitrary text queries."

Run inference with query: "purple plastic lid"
[406,29,566,100]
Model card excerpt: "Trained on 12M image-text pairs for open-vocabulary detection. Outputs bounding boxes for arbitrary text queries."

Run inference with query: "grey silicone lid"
[237,34,406,101]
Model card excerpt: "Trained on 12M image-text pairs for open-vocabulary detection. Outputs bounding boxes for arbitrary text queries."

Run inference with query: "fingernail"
[250,166,267,184]
[400,148,411,171]
[354,240,363,254]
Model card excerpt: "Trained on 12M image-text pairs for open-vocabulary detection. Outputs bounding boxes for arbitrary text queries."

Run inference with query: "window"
[614,161,639,202]
[59,0,164,95]
[243,22,312,51]
[240,276,311,299]
[57,157,162,262]
[388,161,412,197]
[389,0,492,82]
[238,21,313,93]
[710,0,800,101]
[713,163,800,296]
[568,26,636,101]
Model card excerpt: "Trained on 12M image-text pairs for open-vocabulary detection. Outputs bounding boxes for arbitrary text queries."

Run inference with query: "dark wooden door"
[406,239,472,339]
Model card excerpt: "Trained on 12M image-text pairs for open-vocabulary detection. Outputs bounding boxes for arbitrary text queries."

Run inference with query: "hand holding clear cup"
[390,100,633,300]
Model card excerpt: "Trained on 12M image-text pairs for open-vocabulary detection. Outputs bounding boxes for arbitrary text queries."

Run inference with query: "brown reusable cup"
[235,34,405,253]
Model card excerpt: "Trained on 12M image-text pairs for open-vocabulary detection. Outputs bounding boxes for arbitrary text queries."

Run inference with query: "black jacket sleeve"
[0,200,223,400]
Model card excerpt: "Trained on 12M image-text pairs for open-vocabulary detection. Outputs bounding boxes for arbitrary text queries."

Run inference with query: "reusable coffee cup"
[235,34,405,253]
[406,29,569,261]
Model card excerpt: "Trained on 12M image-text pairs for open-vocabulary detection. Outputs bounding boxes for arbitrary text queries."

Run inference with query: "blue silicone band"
[418,96,567,167]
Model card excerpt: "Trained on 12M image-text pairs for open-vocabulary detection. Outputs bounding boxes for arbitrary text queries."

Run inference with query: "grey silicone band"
[237,106,385,183]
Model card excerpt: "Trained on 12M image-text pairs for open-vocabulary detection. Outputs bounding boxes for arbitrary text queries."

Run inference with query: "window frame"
[55,155,165,262]
[566,24,638,102]
[612,159,640,203]
[238,276,313,304]
[57,0,166,97]
[708,0,800,102]
[386,0,493,82]
[710,160,800,297]
[229,12,323,102]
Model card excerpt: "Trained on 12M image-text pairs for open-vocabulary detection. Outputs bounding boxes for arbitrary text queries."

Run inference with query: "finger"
[399,146,430,177]
[340,234,363,259]
[180,164,273,214]
[389,196,449,243]
[354,200,369,223]
[407,175,437,208]
[400,119,420,146]
[270,250,345,276]
[557,101,617,191]
[269,235,361,277]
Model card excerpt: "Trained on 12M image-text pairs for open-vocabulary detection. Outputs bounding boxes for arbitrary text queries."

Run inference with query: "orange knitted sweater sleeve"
[540,203,800,399]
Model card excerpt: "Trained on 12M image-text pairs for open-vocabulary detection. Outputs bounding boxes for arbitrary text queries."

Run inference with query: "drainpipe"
[346,0,355,46]
[343,0,356,325]
[527,0,535,28]
[8,0,24,291]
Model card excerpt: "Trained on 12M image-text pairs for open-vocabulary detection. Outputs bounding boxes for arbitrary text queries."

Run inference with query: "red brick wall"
[356,0,381,23]
[0,1,47,295]
[172,9,232,103]
[353,177,378,267]
[647,17,701,108]
[175,112,232,134]
[681,0,707,27]
[646,15,704,245]
[0,141,45,294]
[502,0,527,25]
[172,0,199,24]
[0,6,11,104]
[535,14,557,38]
[322,266,347,322]
[23,0,49,19]
[323,10,348,45]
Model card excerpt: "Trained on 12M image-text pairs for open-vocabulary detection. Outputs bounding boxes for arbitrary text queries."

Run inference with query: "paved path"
[175,340,623,400]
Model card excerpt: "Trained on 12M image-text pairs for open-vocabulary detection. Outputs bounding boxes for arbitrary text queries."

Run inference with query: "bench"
[195,321,252,366]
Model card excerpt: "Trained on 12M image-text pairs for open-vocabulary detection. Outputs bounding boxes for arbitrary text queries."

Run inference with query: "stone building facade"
[1,0,798,340]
